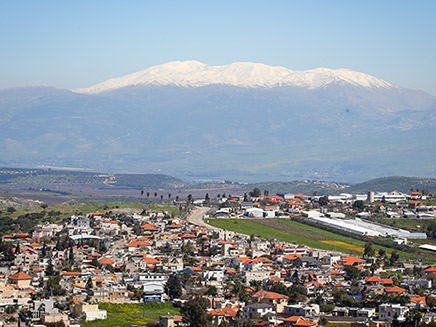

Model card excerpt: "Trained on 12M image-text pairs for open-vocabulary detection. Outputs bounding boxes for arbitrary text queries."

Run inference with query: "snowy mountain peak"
[75,61,394,94]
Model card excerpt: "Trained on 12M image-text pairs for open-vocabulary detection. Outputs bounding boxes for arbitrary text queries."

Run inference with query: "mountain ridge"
[1,62,435,183]
[1,168,435,195]
[74,60,394,94]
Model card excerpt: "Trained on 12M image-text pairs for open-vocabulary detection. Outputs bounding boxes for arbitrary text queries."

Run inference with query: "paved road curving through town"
[187,206,220,230]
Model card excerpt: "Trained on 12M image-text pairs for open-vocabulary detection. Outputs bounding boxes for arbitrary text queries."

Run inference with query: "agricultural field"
[207,218,435,262]
[375,218,425,231]
[83,302,180,327]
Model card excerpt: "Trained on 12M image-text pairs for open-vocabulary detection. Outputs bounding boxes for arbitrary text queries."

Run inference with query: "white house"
[243,303,274,318]
[379,303,408,321]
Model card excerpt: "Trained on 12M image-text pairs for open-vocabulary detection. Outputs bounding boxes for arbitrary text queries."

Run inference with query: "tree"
[91,257,101,268]
[106,264,115,273]
[319,317,329,326]
[318,196,329,207]
[249,188,261,197]
[69,246,74,263]
[364,242,375,258]
[86,277,93,290]
[154,192,157,198]
[45,259,55,276]
[405,310,422,327]
[2,245,15,262]
[233,317,253,327]
[269,281,288,296]
[249,280,262,291]
[352,200,365,211]
[219,321,230,327]
[160,195,164,201]
[390,251,400,266]
[46,274,66,297]
[41,243,47,258]
[165,274,182,300]
[205,285,218,296]
[187,194,193,203]
[378,248,386,257]
[141,190,144,196]
[147,192,150,198]
[181,296,210,327]
[264,190,269,197]
[344,266,361,281]
[205,193,210,203]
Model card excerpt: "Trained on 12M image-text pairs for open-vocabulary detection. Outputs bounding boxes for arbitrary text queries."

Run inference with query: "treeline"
[0,210,63,235]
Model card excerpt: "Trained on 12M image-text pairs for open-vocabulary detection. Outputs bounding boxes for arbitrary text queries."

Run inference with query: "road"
[187,206,220,230]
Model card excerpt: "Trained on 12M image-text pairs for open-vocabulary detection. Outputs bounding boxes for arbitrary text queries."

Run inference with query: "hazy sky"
[1,0,435,95]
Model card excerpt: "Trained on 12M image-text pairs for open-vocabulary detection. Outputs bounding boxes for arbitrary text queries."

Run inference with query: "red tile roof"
[9,271,32,280]
[283,316,316,326]
[385,286,406,294]
[253,290,288,300]
[99,257,115,265]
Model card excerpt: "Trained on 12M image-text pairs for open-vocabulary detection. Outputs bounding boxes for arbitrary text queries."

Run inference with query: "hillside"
[1,168,435,197]
[1,61,436,182]
[342,176,436,194]
[0,168,105,184]
[247,180,348,196]
[246,177,436,195]
[0,168,185,189]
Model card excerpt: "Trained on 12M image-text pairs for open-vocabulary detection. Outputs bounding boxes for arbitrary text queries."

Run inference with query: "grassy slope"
[376,218,423,231]
[208,218,422,261]
[83,302,180,327]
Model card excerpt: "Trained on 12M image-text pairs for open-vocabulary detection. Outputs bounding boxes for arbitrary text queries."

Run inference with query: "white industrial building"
[325,212,346,218]
[373,192,407,202]
[244,208,264,218]
[309,216,427,239]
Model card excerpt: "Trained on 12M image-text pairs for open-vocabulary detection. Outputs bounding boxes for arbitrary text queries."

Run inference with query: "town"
[1,188,436,327]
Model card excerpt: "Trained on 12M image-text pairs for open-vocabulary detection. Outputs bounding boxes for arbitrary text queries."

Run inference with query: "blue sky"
[1,0,436,95]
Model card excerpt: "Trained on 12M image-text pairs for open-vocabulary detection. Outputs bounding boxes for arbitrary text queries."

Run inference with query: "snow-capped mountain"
[1,61,435,182]
[75,61,394,94]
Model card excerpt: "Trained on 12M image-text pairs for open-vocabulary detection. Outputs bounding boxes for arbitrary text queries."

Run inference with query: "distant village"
[1,188,436,327]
